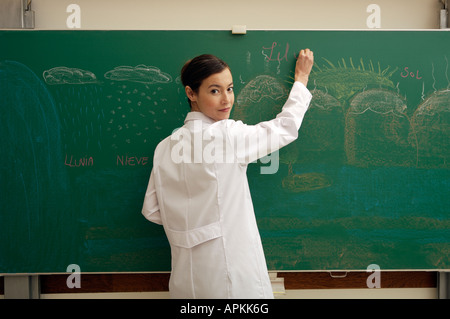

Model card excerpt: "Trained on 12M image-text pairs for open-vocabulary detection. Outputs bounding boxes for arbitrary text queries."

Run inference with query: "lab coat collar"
[184,112,217,125]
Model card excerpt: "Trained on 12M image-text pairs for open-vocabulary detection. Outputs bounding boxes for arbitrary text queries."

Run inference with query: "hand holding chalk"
[294,48,314,87]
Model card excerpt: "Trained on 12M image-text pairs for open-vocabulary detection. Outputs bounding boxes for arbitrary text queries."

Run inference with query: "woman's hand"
[294,49,314,87]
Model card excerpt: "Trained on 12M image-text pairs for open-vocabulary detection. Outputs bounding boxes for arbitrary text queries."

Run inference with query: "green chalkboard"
[0,31,449,273]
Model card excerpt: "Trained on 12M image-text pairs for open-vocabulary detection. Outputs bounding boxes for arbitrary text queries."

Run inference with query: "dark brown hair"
[181,54,230,108]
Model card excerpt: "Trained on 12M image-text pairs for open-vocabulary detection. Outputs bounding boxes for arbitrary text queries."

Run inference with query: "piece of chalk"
[232,25,247,34]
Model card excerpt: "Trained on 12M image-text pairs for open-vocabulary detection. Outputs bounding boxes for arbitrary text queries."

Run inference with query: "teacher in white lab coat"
[142,49,314,298]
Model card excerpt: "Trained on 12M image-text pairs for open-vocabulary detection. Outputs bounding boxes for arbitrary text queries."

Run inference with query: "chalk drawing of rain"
[103,65,172,151]
[43,66,104,154]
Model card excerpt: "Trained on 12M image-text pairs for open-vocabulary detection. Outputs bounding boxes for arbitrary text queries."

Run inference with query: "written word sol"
[401,66,422,80]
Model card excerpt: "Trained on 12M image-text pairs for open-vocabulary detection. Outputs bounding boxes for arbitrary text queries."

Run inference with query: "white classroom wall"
[2,0,445,299]
[32,0,442,30]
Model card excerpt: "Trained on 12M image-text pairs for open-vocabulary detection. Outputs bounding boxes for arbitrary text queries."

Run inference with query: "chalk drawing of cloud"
[43,67,98,85]
[104,65,172,84]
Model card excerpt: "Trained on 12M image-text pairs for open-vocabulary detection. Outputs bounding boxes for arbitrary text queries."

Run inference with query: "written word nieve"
[64,154,149,167]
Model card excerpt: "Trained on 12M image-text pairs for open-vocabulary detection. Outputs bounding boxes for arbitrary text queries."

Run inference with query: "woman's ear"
[185,86,197,103]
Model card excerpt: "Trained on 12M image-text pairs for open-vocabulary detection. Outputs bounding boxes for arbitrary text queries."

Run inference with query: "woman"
[142,49,314,298]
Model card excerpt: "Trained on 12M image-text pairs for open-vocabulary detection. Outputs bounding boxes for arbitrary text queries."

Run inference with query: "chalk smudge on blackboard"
[0,60,69,268]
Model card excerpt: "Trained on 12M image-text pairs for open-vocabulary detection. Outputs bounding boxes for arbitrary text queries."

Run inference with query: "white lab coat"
[142,81,312,298]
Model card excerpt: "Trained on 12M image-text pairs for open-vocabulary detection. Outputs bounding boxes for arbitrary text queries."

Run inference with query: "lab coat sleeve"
[228,81,312,163]
[142,169,163,225]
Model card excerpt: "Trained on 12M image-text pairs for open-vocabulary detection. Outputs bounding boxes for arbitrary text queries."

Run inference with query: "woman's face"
[187,68,234,122]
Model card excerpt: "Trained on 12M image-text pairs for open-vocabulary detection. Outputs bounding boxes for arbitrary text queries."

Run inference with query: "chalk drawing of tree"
[308,58,423,168]
[310,57,398,104]
[345,88,414,167]
[234,76,336,192]
[409,89,450,168]
[233,75,288,124]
